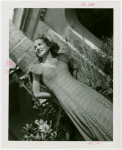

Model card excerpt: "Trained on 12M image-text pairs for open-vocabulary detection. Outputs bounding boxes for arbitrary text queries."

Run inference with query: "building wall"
[12,8,24,28]
[23,8,41,40]
[44,8,67,37]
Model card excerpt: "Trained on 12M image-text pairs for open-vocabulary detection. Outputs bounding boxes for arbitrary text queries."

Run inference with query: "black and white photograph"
[2,1,121,148]
[8,8,113,141]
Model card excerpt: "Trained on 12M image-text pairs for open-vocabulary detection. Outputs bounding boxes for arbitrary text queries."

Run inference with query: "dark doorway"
[75,9,113,39]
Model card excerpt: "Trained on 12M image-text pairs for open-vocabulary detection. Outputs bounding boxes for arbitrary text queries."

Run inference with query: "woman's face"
[34,39,50,57]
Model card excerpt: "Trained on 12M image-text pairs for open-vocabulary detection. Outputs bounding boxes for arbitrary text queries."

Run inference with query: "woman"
[30,36,113,141]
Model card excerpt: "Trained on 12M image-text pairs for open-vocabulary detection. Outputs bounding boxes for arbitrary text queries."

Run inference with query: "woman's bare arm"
[32,73,52,99]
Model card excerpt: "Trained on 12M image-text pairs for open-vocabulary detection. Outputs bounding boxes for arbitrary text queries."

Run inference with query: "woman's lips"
[37,49,43,54]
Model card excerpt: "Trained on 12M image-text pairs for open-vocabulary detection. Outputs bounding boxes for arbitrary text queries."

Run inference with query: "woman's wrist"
[35,92,51,99]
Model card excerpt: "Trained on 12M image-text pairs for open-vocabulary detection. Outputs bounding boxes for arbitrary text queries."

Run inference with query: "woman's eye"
[34,46,37,49]
[38,43,41,46]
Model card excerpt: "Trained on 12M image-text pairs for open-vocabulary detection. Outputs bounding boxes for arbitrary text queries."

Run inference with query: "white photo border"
[2,1,121,149]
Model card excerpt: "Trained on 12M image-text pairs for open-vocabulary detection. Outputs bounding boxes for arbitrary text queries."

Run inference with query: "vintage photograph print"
[9,8,113,141]
[2,1,121,148]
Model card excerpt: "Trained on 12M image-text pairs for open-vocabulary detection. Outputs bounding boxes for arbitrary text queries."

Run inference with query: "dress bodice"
[41,58,72,91]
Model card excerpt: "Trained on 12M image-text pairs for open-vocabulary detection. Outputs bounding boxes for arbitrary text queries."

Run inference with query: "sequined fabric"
[32,58,113,141]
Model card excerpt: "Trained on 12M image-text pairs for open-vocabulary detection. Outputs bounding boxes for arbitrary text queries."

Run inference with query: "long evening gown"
[29,57,113,141]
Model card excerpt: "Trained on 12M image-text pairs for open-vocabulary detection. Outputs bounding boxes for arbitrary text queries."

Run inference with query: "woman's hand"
[35,92,52,99]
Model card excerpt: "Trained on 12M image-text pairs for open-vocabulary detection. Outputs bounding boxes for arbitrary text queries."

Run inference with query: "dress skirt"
[40,59,113,141]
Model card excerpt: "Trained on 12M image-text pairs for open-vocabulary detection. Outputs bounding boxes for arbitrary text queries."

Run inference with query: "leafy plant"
[21,124,37,141]
[100,36,113,77]
[22,120,57,141]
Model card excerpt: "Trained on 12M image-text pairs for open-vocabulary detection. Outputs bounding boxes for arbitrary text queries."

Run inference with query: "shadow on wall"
[65,9,102,49]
